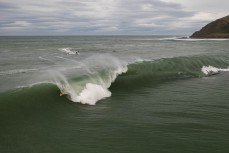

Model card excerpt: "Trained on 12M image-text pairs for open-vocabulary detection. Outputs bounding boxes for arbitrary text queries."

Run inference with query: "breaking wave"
[2,54,229,105]
[51,55,229,105]
[53,65,127,105]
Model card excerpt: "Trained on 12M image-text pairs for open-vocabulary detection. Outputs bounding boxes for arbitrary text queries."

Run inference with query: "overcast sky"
[0,0,228,35]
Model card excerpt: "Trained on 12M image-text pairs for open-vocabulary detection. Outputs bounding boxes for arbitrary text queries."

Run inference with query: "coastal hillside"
[190,15,229,38]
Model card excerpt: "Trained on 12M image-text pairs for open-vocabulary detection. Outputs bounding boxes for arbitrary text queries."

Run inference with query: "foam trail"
[219,68,229,72]
[59,48,79,55]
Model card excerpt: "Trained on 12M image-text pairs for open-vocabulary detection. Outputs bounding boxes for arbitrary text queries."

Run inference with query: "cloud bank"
[0,0,228,35]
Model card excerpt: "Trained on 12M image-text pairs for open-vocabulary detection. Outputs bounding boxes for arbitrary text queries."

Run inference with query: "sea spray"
[51,54,128,105]
[52,71,76,98]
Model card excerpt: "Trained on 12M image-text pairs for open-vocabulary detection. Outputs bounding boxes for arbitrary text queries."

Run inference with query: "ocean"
[0,36,229,153]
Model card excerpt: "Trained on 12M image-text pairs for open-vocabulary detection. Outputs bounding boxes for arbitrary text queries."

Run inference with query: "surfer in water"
[75,50,80,55]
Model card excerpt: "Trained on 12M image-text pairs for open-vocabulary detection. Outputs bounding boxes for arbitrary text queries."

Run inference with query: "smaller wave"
[202,65,229,75]
[59,48,79,55]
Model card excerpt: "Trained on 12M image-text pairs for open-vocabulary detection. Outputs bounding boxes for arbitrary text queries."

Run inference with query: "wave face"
[111,55,229,89]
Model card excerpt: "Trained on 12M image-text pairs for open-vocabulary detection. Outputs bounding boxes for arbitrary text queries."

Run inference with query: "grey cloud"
[0,2,18,9]
[0,0,224,35]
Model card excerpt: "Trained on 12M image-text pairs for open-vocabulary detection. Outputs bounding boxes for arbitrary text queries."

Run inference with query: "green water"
[0,36,229,153]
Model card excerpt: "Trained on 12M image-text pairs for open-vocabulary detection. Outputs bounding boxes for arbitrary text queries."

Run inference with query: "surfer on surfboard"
[59,91,64,96]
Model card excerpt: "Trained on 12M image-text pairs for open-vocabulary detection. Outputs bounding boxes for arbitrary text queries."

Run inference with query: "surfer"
[75,50,79,55]
[59,91,64,96]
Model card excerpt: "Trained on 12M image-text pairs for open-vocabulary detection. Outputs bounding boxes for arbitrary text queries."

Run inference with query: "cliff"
[190,15,229,38]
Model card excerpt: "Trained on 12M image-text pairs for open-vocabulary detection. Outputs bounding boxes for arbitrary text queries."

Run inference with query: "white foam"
[201,65,229,75]
[59,48,79,55]
[219,68,229,72]
[73,83,111,105]
[201,66,220,75]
